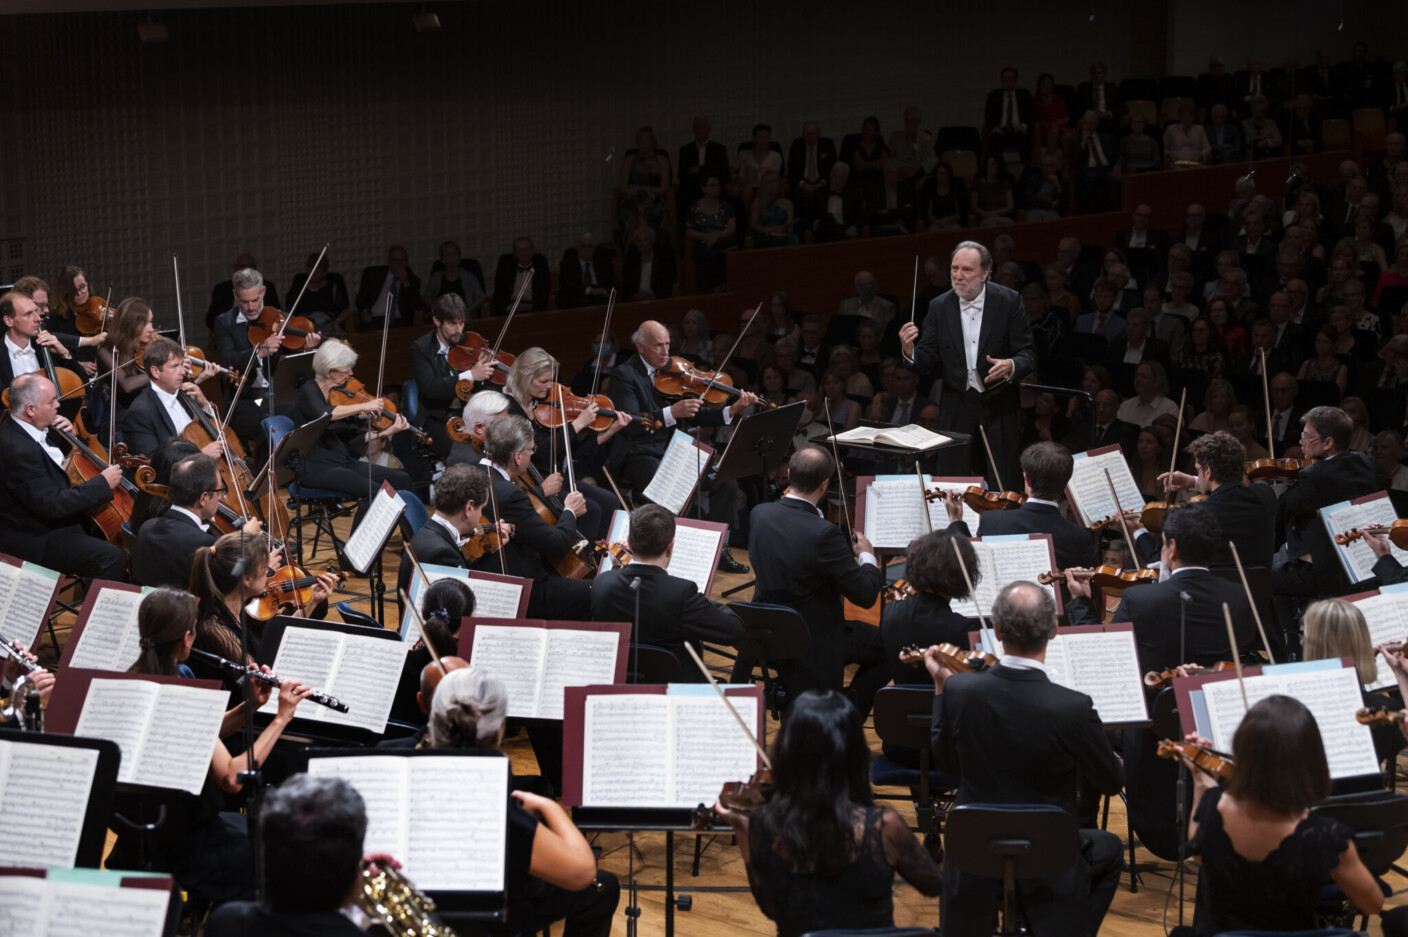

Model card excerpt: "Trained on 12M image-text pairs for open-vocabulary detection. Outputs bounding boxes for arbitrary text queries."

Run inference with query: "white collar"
[15,418,51,448]
[1026,497,1059,508]
[490,462,512,482]
[431,513,465,546]
[783,493,823,514]
[152,383,183,408]
[171,506,208,531]
[998,654,1047,674]
[1169,565,1208,576]
[4,333,32,355]
[436,336,451,356]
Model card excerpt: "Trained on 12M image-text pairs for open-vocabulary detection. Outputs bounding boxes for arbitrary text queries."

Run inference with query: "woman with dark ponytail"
[390,577,476,725]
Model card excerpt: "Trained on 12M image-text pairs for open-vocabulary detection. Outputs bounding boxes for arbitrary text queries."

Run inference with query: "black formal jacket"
[748,497,883,692]
[136,509,215,588]
[0,417,114,541]
[557,249,616,309]
[206,903,363,937]
[1280,450,1377,593]
[1062,415,1141,462]
[483,471,580,583]
[1132,482,1279,570]
[880,592,972,685]
[121,385,207,460]
[397,516,463,598]
[492,254,551,315]
[354,266,422,326]
[1068,569,1255,674]
[676,139,732,203]
[1077,81,1124,121]
[609,354,727,462]
[984,88,1036,130]
[1105,336,1171,371]
[976,500,1098,572]
[408,331,460,426]
[211,309,267,401]
[786,137,838,189]
[620,245,677,300]
[911,281,1036,407]
[932,663,1123,818]
[592,563,743,678]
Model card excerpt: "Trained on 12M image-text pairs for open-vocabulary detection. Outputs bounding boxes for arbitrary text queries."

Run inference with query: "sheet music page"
[665,524,723,595]
[258,627,344,718]
[3,564,60,653]
[874,424,952,450]
[468,626,548,719]
[1350,592,1408,690]
[0,741,99,868]
[66,587,146,672]
[951,540,1057,618]
[466,577,526,621]
[0,562,20,643]
[0,876,45,936]
[320,635,409,734]
[581,694,672,807]
[1324,497,1408,583]
[539,630,621,721]
[344,488,406,574]
[643,431,709,515]
[1061,632,1150,724]
[307,756,409,861]
[137,684,227,795]
[1067,450,1142,527]
[74,679,158,787]
[408,757,508,891]
[670,696,761,807]
[399,563,463,644]
[864,479,933,549]
[926,479,983,533]
[42,879,171,937]
[829,426,886,443]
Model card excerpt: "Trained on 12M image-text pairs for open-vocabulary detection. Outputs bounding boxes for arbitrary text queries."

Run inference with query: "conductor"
[900,241,1036,491]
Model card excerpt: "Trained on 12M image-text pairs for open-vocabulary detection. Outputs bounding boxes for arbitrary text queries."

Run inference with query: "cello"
[56,417,148,546]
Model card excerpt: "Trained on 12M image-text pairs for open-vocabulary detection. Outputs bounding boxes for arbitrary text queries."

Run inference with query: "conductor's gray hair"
[952,241,994,272]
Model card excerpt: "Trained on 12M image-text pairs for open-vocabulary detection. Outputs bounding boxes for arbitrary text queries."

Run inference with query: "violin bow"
[484,466,509,577]
[1222,602,1250,710]
[977,424,1004,492]
[1168,387,1186,493]
[489,274,533,362]
[1260,347,1274,458]
[823,397,853,542]
[915,462,933,535]
[602,467,633,516]
[909,255,919,325]
[399,588,445,675]
[557,382,577,494]
[951,536,998,655]
[108,346,119,458]
[711,301,765,392]
[1228,540,1276,664]
[684,642,772,770]
[590,288,616,399]
[1103,467,1141,568]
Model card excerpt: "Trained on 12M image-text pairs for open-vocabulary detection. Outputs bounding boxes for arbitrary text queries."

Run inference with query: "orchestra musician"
[396,463,512,596]
[0,290,89,394]
[899,241,1037,490]
[880,530,981,686]
[0,639,53,726]
[108,587,312,905]
[425,667,620,937]
[714,689,943,936]
[590,504,744,677]
[409,293,495,460]
[389,577,476,729]
[44,265,106,367]
[136,453,262,589]
[0,372,126,581]
[927,581,1125,937]
[447,388,509,469]
[481,414,593,621]
[121,336,223,460]
[1365,530,1408,585]
[746,446,883,699]
[609,319,757,572]
[290,339,414,525]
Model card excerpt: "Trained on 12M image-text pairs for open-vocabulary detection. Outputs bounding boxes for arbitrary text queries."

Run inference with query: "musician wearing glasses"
[135,453,263,589]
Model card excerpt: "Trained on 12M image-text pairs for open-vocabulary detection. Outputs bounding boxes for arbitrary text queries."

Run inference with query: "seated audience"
[735,123,783,208]
[558,232,615,309]
[621,225,676,302]
[924,162,967,230]
[866,159,918,235]
[970,155,1015,227]
[1241,96,1284,158]
[422,240,487,315]
[1067,111,1119,212]
[887,106,937,180]
[812,162,861,242]
[1164,104,1211,165]
[1032,72,1071,156]
[618,125,672,243]
[685,175,736,293]
[1019,154,1067,221]
[848,116,889,190]
[1206,104,1244,164]
[788,121,837,212]
[493,237,552,314]
[287,252,350,332]
[751,168,799,246]
[355,245,423,328]
[1119,113,1162,174]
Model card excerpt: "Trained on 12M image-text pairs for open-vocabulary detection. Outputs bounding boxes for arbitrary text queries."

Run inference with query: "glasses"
[1300,432,1322,444]
[34,302,50,311]
[206,486,229,496]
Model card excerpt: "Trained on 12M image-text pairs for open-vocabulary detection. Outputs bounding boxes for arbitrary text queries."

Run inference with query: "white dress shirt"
[959,292,985,391]
[432,513,466,547]
[234,309,270,391]
[151,384,195,436]
[438,337,476,383]
[16,418,63,467]
[5,334,39,381]
[998,653,1048,674]
[171,505,210,533]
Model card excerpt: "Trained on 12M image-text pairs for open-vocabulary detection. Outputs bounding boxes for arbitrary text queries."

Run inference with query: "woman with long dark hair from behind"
[715,689,942,936]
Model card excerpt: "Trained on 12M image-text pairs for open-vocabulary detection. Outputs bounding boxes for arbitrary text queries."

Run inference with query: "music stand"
[269,350,316,406]
[268,413,340,564]
[713,401,806,486]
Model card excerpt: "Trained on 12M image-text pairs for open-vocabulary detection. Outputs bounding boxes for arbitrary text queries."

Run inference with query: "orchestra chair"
[120,521,140,577]
[943,804,1081,936]
[722,601,810,725]
[400,379,420,426]
[1313,790,1408,930]
[802,928,937,937]
[263,415,358,565]
[871,685,958,863]
[1115,687,1183,895]
[625,644,682,684]
[398,489,430,541]
[334,600,382,631]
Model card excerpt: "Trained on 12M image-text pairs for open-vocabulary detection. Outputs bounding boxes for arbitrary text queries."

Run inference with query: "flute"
[188,648,349,713]
[0,640,42,674]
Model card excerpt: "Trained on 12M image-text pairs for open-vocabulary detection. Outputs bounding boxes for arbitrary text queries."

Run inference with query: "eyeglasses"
[1300,432,1322,443]
[206,486,229,496]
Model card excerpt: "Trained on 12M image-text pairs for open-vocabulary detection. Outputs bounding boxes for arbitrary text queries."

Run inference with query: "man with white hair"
[448,389,510,469]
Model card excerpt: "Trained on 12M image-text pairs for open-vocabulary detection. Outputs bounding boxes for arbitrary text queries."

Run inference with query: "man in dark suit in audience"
[1065,389,1140,461]
[1232,57,1280,116]
[397,463,507,598]
[1232,321,1289,392]
[1113,204,1171,285]
[591,504,743,679]
[788,121,837,227]
[1282,94,1323,154]
[1067,111,1119,212]
[677,115,732,212]
[0,373,126,581]
[121,338,223,461]
[354,245,423,328]
[1077,62,1121,132]
[137,454,255,589]
[984,66,1034,158]
[557,233,615,309]
[1265,371,1305,458]
[747,447,883,699]
[492,237,551,315]
[929,581,1124,937]
[811,163,862,242]
[1105,310,1170,378]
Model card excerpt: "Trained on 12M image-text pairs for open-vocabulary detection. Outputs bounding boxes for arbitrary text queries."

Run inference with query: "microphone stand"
[629,574,642,682]
[1174,589,1190,925]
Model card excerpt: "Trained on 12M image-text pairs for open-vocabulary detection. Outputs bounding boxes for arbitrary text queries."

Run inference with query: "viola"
[72,294,116,336]
[595,540,633,567]
[1355,706,1406,726]
[652,356,776,410]
[460,524,507,563]
[246,305,317,351]
[1143,661,1236,689]
[447,331,515,389]
[1336,520,1408,550]
[1244,457,1316,481]
[691,769,774,830]
[251,566,346,621]
[327,377,433,446]
[530,382,663,433]
[135,343,242,386]
[1136,494,1208,534]
[1155,739,1234,780]
[897,642,997,674]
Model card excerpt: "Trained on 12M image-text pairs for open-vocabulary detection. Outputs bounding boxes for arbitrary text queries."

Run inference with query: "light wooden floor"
[39,503,1405,936]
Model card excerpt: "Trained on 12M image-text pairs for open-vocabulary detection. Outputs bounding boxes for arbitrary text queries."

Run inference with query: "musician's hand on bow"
[1364,530,1393,558]
[1120,510,1146,534]
[249,665,276,709]
[469,358,494,383]
[899,321,919,358]
[942,489,965,523]
[729,390,759,417]
[571,402,598,434]
[851,530,874,557]
[671,398,703,419]
[199,441,224,459]
[984,356,1014,384]
[923,645,955,692]
[1064,567,1093,599]
[564,490,587,517]
[541,472,564,497]
[1159,470,1197,492]
[275,678,313,720]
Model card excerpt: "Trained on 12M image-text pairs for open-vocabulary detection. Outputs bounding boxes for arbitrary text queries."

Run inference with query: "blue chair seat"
[336,601,382,630]
[870,754,959,791]
[289,482,354,502]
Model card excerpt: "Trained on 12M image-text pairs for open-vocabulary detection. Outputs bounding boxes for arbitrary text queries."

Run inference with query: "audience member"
[422,240,487,317]
[1077,62,1121,131]
[735,123,783,207]
[847,116,889,190]
[1283,94,1322,155]
[677,115,732,211]
[888,106,937,180]
[492,237,551,314]
[618,125,672,243]
[1119,113,1162,174]
[789,121,837,212]
[924,163,967,230]
[1190,378,1236,433]
[812,163,861,242]
[1019,154,1067,221]
[1032,72,1071,156]
[984,66,1033,158]
[751,169,799,246]
[1164,103,1211,165]
[1206,104,1244,164]
[355,244,423,328]
[1075,279,1127,340]
[838,271,896,334]
[970,155,1015,227]
[1241,96,1283,159]
[1118,361,1179,427]
[1068,111,1119,212]
[288,252,350,332]
[558,232,615,309]
[866,160,918,235]
[621,226,676,302]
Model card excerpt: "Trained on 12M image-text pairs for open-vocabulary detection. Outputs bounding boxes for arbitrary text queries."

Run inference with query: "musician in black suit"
[1064,389,1141,461]
[136,454,246,589]
[677,116,732,210]
[354,245,423,327]
[204,253,281,331]
[973,442,1097,571]
[747,447,884,698]
[481,415,592,620]
[900,242,1037,491]
[557,236,615,309]
[409,295,495,460]
[928,581,1124,937]
[492,238,551,315]
[881,530,981,686]
[120,338,224,461]
[0,373,126,581]
[591,504,743,678]
[0,291,86,398]
[396,464,509,598]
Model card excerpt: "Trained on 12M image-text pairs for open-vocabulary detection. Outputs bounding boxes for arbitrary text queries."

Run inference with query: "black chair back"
[627,644,683,684]
[729,602,810,661]
[1314,791,1408,876]
[945,804,1080,881]
[872,686,935,750]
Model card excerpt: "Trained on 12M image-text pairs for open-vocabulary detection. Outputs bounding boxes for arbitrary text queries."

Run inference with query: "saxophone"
[356,863,458,937]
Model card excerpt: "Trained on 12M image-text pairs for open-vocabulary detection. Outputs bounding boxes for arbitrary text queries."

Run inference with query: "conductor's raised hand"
[899,321,920,357]
[984,356,1014,384]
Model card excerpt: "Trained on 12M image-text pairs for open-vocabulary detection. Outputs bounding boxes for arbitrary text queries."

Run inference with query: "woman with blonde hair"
[1304,597,1406,766]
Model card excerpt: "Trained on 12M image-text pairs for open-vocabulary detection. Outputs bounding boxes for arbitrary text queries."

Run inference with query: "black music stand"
[269,350,316,407]
[713,401,805,487]
[268,413,344,565]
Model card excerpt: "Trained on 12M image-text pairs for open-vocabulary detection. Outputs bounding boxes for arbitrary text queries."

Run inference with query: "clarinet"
[188,647,350,713]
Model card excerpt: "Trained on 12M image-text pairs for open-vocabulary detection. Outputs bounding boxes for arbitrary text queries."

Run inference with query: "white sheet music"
[467,626,548,719]
[1323,495,1408,584]
[1349,590,1408,690]
[863,477,981,549]
[466,577,526,620]
[0,562,62,653]
[309,754,509,892]
[1067,449,1143,527]
[344,487,407,574]
[1202,667,1380,779]
[75,679,225,795]
[66,586,149,672]
[539,630,621,720]
[950,539,1057,619]
[1059,632,1150,724]
[260,627,407,734]
[0,875,169,937]
[580,693,762,808]
[643,431,710,515]
[469,625,619,719]
[0,741,99,868]
[598,511,723,596]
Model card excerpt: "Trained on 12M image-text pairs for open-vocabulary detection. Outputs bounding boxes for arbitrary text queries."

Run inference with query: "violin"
[652,356,776,410]
[1037,566,1159,588]
[1155,739,1234,780]
[530,382,662,433]
[246,305,317,351]
[595,540,633,567]
[447,331,515,389]
[1135,495,1208,534]
[924,486,1024,514]
[887,579,917,602]
[897,642,997,674]
[1355,706,1406,726]
[251,566,346,621]
[72,294,116,336]
[1143,661,1237,689]
[460,524,507,563]
[1244,457,1316,481]
[327,377,433,446]
[135,343,242,385]
[691,769,774,830]
[1336,521,1408,550]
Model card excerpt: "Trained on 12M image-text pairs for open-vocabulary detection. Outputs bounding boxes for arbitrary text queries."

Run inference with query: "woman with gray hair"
[426,667,620,937]
[289,338,414,526]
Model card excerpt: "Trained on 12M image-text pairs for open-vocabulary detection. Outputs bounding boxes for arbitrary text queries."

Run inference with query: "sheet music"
[468,626,547,719]
[66,587,148,671]
[259,627,342,709]
[466,577,526,620]
[1349,590,1408,690]
[38,879,170,937]
[1061,632,1150,723]
[73,680,156,788]
[643,431,709,515]
[670,696,761,806]
[1202,668,1380,779]
[863,478,980,549]
[598,511,722,596]
[133,684,226,794]
[308,755,408,862]
[581,694,673,806]
[344,487,406,574]
[950,539,1057,618]
[323,636,408,733]
[1323,496,1408,583]
[0,563,61,653]
[0,876,44,937]
[1067,449,1142,527]
[0,563,19,648]
[400,562,457,644]
[830,424,952,450]
[539,630,620,720]
[0,741,99,868]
